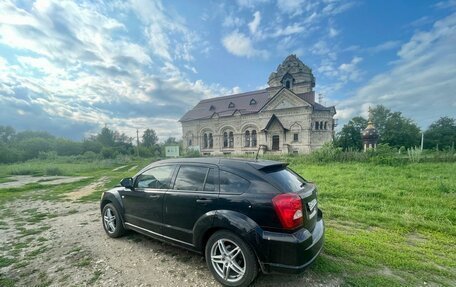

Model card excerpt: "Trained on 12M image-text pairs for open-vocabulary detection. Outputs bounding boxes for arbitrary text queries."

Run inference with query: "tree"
[370,105,421,148]
[370,105,391,138]
[97,127,116,147]
[142,129,158,148]
[0,125,15,143]
[164,137,177,145]
[336,116,368,150]
[424,116,456,150]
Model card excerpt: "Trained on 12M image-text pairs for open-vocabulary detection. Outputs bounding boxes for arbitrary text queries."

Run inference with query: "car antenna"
[255,145,261,161]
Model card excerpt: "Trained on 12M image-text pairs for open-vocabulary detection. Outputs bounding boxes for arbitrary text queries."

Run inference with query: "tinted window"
[136,165,174,189]
[204,168,216,191]
[174,166,208,191]
[266,168,305,192]
[220,171,249,193]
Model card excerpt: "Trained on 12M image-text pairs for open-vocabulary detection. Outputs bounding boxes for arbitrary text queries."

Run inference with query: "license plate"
[308,199,317,211]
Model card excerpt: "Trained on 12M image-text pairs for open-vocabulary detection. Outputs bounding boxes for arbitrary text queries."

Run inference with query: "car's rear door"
[162,164,219,244]
[120,165,175,234]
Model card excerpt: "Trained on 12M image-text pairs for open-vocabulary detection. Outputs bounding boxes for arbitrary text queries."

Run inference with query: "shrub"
[101,147,117,159]
[45,167,63,176]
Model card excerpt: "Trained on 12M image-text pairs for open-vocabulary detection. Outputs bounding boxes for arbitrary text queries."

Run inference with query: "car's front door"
[120,165,175,234]
[163,164,219,244]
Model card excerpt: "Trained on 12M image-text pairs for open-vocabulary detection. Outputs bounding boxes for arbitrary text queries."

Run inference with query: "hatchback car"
[100,158,324,287]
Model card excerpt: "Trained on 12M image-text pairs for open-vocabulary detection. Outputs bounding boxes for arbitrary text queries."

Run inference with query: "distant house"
[179,55,336,155]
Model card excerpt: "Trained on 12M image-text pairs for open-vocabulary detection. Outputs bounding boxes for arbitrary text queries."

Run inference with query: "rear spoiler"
[248,161,289,171]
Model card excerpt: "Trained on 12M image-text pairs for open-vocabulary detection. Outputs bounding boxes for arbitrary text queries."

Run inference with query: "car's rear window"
[264,167,305,192]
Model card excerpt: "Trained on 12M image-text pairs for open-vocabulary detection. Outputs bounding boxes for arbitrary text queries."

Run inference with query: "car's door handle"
[148,194,160,199]
[196,199,212,204]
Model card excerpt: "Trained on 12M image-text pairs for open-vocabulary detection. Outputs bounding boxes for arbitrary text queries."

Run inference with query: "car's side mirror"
[120,177,134,189]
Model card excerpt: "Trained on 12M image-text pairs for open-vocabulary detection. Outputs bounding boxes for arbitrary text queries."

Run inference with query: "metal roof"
[179,89,334,122]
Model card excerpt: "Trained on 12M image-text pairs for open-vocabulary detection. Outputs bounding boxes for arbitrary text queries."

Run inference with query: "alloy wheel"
[210,238,246,283]
[103,207,116,234]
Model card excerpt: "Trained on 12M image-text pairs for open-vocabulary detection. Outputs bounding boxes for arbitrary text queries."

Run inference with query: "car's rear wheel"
[102,203,125,238]
[205,230,258,287]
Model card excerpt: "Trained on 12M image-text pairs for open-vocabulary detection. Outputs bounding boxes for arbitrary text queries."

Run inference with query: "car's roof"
[149,157,287,170]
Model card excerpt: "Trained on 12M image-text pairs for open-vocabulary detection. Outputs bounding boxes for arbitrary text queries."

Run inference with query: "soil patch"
[0,176,88,189]
[66,177,110,201]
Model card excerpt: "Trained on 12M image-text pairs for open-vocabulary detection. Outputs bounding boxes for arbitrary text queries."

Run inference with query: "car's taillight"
[272,193,303,230]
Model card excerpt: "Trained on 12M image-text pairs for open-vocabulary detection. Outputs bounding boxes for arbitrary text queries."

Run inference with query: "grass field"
[0,158,455,286]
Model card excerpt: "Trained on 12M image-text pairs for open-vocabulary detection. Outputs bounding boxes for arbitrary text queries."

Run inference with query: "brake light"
[272,193,303,229]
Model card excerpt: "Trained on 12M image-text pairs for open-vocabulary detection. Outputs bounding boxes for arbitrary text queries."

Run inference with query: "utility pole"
[420,132,424,151]
[136,129,140,157]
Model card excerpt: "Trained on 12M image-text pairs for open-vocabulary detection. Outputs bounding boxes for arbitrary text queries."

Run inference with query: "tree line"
[0,126,180,164]
[0,105,454,164]
[335,105,455,151]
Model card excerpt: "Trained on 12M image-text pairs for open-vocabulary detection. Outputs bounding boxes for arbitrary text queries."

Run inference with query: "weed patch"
[0,256,16,267]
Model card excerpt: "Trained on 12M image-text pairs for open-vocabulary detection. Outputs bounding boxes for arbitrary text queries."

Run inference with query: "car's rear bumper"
[258,209,324,274]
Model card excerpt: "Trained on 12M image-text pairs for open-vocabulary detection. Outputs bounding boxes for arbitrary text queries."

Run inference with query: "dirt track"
[1,198,341,287]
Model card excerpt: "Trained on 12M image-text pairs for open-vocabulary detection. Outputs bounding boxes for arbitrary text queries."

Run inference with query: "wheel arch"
[100,191,125,226]
[194,210,266,263]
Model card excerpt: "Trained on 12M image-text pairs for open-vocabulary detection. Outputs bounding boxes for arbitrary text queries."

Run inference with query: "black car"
[100,158,324,287]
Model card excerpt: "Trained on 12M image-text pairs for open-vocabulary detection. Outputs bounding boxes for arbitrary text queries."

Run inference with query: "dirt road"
[1,197,340,287]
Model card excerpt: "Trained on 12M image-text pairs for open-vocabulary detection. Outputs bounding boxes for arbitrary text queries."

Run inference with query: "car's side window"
[174,166,210,192]
[220,170,249,193]
[135,165,174,189]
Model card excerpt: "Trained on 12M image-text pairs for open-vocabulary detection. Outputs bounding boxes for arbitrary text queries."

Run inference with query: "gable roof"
[262,114,289,131]
[179,89,269,122]
[179,89,335,122]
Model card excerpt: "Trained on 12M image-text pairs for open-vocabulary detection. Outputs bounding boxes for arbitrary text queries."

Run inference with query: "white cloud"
[276,0,308,17]
[338,56,363,82]
[129,0,200,63]
[272,23,305,37]
[368,40,401,53]
[0,0,234,140]
[223,15,244,28]
[222,31,268,58]
[337,13,456,128]
[248,11,261,34]
[329,26,339,37]
[236,0,269,9]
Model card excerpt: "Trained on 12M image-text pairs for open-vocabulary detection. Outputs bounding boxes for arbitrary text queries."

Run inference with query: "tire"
[102,203,125,238]
[205,230,258,287]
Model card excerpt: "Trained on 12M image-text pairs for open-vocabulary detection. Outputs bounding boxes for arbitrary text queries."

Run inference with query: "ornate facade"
[179,55,336,155]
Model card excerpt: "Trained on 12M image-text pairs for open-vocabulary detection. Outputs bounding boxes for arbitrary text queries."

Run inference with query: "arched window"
[251,130,257,147]
[209,133,213,148]
[315,121,319,130]
[209,105,215,111]
[203,133,208,149]
[223,132,228,148]
[320,121,324,130]
[229,132,234,148]
[285,80,291,89]
[188,139,192,146]
[249,99,256,105]
[324,122,327,130]
[228,102,235,108]
[244,131,250,147]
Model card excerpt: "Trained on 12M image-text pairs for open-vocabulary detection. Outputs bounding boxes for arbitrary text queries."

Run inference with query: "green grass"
[0,158,454,286]
[291,162,456,286]
[0,256,16,267]
[88,270,102,284]
[0,276,16,287]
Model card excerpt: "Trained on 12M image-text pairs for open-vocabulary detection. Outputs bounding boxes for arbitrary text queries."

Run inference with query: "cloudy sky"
[0,0,455,141]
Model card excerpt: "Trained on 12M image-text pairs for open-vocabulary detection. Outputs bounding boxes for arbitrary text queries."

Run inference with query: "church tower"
[267,54,315,98]
[362,107,379,151]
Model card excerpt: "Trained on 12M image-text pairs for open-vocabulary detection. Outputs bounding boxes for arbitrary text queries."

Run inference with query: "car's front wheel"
[102,203,125,238]
[205,230,258,287]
